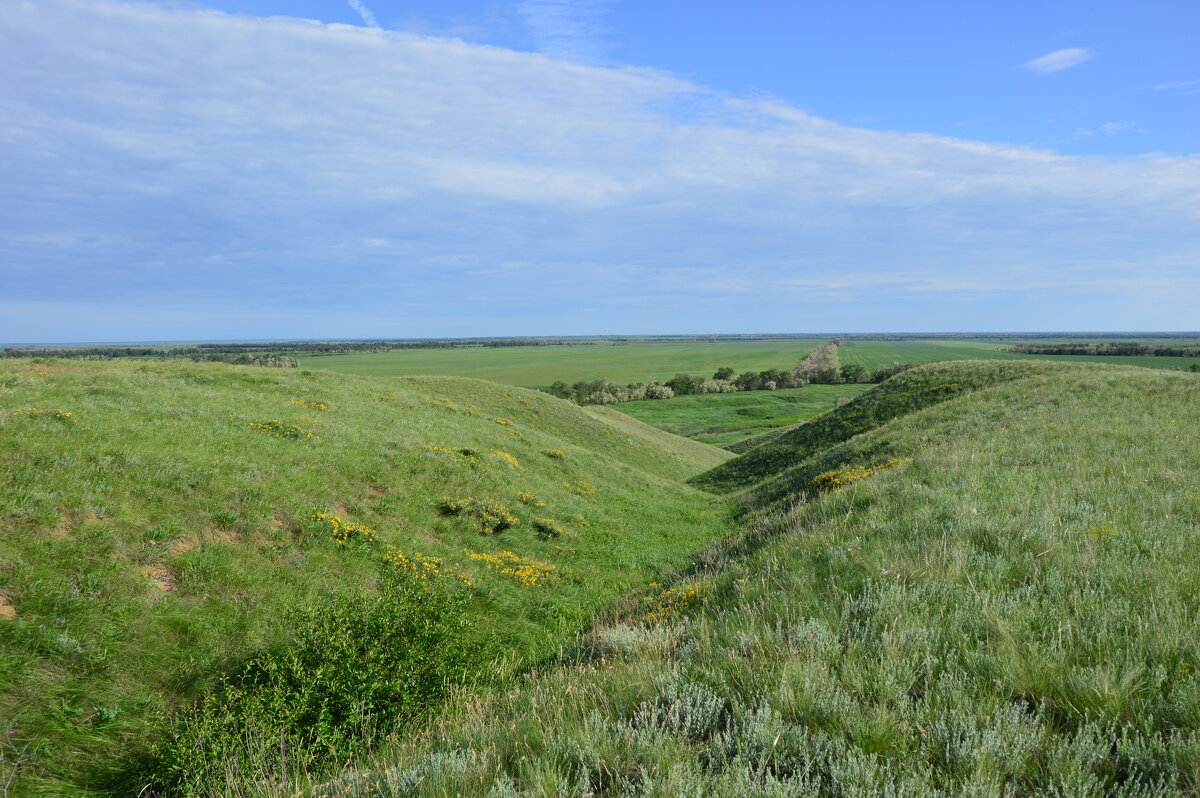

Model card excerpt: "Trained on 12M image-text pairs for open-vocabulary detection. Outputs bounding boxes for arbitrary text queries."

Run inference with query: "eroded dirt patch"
[0,592,16,620]
[139,563,175,592]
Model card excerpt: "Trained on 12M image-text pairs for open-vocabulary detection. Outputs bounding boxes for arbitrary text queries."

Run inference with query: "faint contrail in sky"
[345,0,380,28]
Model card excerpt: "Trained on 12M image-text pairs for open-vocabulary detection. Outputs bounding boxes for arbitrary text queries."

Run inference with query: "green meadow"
[312,361,1200,798]
[616,384,873,447]
[0,359,734,795]
[2,356,1198,796]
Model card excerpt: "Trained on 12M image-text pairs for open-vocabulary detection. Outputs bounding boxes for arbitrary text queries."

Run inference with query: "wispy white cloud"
[1148,79,1200,90]
[1020,47,1095,74]
[1099,121,1143,134]
[0,1,1196,341]
[1128,79,1200,95]
[1077,121,1145,137]
[515,0,613,62]
[345,0,379,28]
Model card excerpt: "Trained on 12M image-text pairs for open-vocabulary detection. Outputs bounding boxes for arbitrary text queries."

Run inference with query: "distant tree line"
[188,353,299,368]
[543,361,917,406]
[1008,343,1200,357]
[0,338,582,361]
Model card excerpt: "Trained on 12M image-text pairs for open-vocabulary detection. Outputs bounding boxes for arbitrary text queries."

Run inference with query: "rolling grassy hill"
[689,360,1067,494]
[0,359,736,795]
[313,361,1200,797]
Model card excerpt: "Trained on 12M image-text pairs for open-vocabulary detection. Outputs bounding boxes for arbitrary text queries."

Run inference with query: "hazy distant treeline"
[1009,343,1200,357]
[0,338,581,361]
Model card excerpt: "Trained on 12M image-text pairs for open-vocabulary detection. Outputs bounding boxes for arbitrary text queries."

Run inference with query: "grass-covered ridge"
[0,359,735,794]
[321,362,1200,797]
[689,360,1066,494]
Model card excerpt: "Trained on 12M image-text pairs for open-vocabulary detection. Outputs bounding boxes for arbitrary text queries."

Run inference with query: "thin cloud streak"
[1020,47,1095,74]
[346,0,380,28]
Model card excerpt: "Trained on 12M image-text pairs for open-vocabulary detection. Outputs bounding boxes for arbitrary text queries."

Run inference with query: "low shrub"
[147,571,477,796]
[437,497,519,534]
[533,518,567,539]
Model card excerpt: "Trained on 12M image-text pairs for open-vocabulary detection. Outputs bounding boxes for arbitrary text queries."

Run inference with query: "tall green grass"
[310,362,1200,797]
[0,359,735,795]
[689,360,1064,494]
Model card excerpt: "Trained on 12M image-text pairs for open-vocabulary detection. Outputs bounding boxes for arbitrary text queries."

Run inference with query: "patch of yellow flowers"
[641,582,704,621]
[542,449,566,459]
[517,491,546,507]
[10,408,73,420]
[489,450,519,467]
[310,511,473,587]
[382,545,473,586]
[290,399,333,411]
[309,511,379,544]
[810,457,911,491]
[465,549,555,587]
[249,420,317,439]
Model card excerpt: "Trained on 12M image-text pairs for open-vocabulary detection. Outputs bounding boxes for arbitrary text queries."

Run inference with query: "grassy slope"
[298,340,824,386]
[0,360,734,795]
[615,385,873,448]
[323,362,1200,797]
[689,360,1066,494]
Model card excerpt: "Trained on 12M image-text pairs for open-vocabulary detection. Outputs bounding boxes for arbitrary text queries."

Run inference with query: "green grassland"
[0,359,737,795]
[298,340,828,386]
[299,338,1199,389]
[6,356,1200,796]
[838,338,1195,372]
[615,384,873,447]
[312,361,1200,797]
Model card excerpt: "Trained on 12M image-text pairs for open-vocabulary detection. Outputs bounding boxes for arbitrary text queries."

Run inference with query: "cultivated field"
[298,339,827,385]
[300,337,1199,387]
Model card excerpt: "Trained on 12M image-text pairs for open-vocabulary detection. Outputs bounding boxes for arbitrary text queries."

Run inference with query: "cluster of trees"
[1009,343,1200,357]
[0,346,184,359]
[189,353,299,368]
[544,361,918,406]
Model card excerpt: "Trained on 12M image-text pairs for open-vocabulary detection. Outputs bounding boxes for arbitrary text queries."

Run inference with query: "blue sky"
[1,0,1196,342]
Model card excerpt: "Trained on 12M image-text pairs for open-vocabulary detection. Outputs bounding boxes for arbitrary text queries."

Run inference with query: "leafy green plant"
[147,571,476,796]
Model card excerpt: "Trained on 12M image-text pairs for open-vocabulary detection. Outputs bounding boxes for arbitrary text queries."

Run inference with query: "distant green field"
[299,340,827,386]
[838,339,1195,371]
[302,339,1197,387]
[616,384,873,447]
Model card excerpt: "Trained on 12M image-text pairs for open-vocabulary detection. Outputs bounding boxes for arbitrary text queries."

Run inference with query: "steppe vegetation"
[0,359,733,795]
[308,361,1200,797]
[2,355,1198,796]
